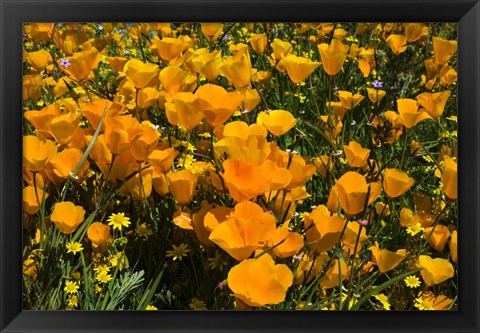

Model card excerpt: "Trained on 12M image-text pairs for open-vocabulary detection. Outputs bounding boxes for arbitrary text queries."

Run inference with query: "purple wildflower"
[372,80,383,88]
[60,58,71,68]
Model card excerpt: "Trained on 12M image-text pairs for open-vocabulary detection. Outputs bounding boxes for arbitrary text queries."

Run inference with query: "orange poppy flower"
[270,38,292,62]
[416,90,451,119]
[195,84,245,126]
[190,49,222,82]
[47,148,89,182]
[24,104,61,135]
[27,23,54,44]
[59,48,102,81]
[294,252,329,285]
[369,241,406,273]
[257,110,297,136]
[442,156,457,200]
[85,134,111,176]
[152,168,169,196]
[23,186,47,215]
[50,201,85,235]
[396,98,431,128]
[28,50,52,71]
[450,230,457,263]
[120,167,153,201]
[344,141,370,168]
[342,222,368,253]
[123,58,159,89]
[87,222,111,253]
[130,125,160,162]
[416,255,455,286]
[423,225,450,252]
[209,201,275,260]
[46,113,82,145]
[103,116,144,155]
[383,168,414,199]
[107,56,128,72]
[432,37,457,66]
[165,92,203,130]
[319,259,349,289]
[305,205,346,253]
[386,34,408,55]
[167,169,197,205]
[227,254,293,307]
[81,99,124,130]
[250,33,268,55]
[200,23,223,43]
[219,49,252,89]
[337,91,365,110]
[148,148,179,173]
[191,203,215,247]
[23,135,57,172]
[136,87,161,109]
[155,37,189,62]
[314,155,332,178]
[222,158,273,202]
[203,206,234,232]
[317,39,349,77]
[159,66,197,94]
[366,88,386,103]
[283,54,320,84]
[267,225,304,258]
[214,134,272,166]
[404,23,428,43]
[23,74,42,100]
[336,171,369,216]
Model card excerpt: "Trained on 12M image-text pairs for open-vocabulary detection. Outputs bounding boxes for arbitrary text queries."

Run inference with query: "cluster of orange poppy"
[22,22,457,310]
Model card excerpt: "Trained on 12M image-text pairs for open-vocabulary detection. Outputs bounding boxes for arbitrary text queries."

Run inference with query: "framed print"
[1,0,479,332]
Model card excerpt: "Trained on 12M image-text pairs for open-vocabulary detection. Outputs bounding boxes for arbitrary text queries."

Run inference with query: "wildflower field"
[22,22,458,311]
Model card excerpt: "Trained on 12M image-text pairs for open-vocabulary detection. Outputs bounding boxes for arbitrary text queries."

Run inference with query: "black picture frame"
[1,0,479,332]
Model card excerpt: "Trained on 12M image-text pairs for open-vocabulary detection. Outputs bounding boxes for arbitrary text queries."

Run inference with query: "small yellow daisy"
[189,298,207,310]
[64,281,79,294]
[66,242,84,255]
[373,293,391,310]
[96,272,113,284]
[404,275,421,288]
[414,297,435,310]
[406,223,425,236]
[68,295,79,307]
[93,264,111,274]
[145,305,158,310]
[166,243,190,261]
[107,212,131,231]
